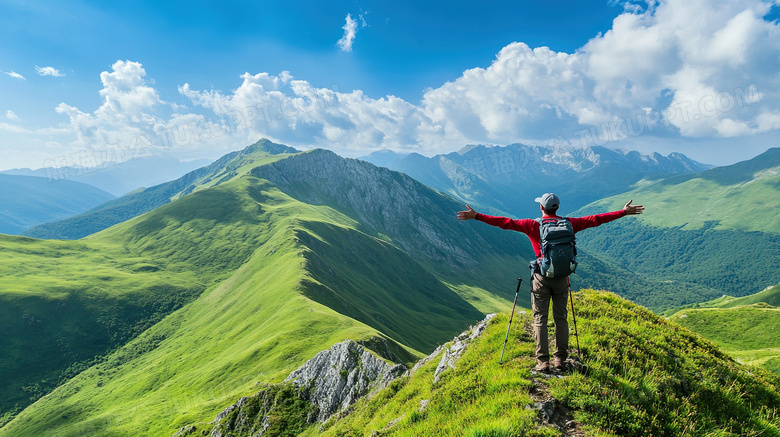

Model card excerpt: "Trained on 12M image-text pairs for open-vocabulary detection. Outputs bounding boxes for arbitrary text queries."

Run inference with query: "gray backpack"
[536,217,577,278]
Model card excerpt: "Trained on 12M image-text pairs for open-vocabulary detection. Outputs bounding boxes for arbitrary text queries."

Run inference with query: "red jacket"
[475,210,627,257]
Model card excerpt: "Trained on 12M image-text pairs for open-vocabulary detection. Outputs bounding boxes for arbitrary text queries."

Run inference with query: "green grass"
[0,234,204,424]
[307,313,556,437]
[666,285,780,375]
[1,167,508,436]
[575,148,780,233]
[309,290,780,436]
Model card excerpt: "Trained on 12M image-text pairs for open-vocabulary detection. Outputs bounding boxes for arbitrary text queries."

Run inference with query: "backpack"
[536,217,577,278]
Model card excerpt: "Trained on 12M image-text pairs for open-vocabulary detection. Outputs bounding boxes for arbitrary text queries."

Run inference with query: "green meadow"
[305,290,780,436]
[0,150,511,435]
[668,284,780,375]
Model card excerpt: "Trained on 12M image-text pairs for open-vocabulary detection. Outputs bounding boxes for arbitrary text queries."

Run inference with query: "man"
[457,194,644,372]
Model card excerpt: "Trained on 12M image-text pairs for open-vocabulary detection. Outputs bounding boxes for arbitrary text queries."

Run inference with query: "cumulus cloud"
[41,0,780,165]
[3,70,26,80]
[177,0,780,157]
[55,60,164,148]
[36,66,65,77]
[337,14,358,52]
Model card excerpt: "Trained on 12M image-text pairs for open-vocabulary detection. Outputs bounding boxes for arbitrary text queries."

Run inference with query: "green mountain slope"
[684,283,780,309]
[181,290,780,436]
[0,174,114,234]
[573,147,780,304]
[318,290,780,436]
[668,284,780,375]
[0,235,205,425]
[1,143,528,436]
[22,139,298,240]
[578,147,780,233]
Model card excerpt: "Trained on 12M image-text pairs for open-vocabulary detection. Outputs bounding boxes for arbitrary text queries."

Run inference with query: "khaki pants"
[531,272,569,362]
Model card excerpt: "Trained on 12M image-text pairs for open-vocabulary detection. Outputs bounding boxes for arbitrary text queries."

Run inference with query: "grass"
[574,149,780,233]
[306,290,780,437]
[666,284,780,376]
[1,167,510,436]
[306,312,556,437]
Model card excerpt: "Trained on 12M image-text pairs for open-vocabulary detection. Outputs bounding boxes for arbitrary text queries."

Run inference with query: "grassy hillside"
[685,283,780,309]
[198,290,780,436]
[668,284,780,375]
[1,146,524,435]
[0,174,114,234]
[22,139,298,240]
[577,147,780,233]
[573,148,780,304]
[0,234,204,425]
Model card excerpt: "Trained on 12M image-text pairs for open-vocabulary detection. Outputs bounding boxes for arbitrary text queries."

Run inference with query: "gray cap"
[534,193,560,209]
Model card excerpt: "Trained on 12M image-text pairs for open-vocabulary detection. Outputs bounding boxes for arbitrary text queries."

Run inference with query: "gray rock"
[431,313,497,383]
[285,339,406,422]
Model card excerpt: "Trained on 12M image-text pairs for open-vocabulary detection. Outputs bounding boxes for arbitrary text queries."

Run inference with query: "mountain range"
[0,140,527,435]
[0,174,114,235]
[360,143,712,219]
[2,154,212,197]
[1,139,778,435]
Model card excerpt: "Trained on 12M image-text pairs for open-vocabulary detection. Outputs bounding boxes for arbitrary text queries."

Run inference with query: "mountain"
[668,283,780,375]
[22,139,300,240]
[0,141,530,435]
[572,147,780,303]
[360,144,712,218]
[2,154,212,196]
[0,174,114,235]
[182,290,780,436]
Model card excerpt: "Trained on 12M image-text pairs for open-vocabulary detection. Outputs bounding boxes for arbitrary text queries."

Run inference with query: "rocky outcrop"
[284,339,407,422]
[418,313,497,383]
[176,314,499,437]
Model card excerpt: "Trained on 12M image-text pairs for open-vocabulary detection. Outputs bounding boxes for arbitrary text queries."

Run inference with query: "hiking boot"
[535,360,550,372]
[553,357,565,371]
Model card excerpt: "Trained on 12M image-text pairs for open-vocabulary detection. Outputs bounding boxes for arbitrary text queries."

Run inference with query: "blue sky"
[2,0,780,170]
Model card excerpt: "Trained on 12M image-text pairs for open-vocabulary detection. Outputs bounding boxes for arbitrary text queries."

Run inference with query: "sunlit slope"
[23,139,298,240]
[668,284,780,375]
[687,283,780,309]
[573,147,780,301]
[0,235,204,425]
[0,173,490,436]
[315,290,780,436]
[577,147,780,233]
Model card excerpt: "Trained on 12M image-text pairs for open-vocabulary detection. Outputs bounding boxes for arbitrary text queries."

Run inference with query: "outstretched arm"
[623,199,645,215]
[457,204,478,220]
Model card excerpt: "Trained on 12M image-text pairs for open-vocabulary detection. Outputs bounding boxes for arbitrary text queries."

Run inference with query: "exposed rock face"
[431,313,497,383]
[179,314,500,437]
[285,339,407,422]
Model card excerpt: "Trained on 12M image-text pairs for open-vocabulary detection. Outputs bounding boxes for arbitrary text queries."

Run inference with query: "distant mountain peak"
[242,138,300,156]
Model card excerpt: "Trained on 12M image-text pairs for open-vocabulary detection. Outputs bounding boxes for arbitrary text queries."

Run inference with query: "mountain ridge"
[360,143,712,218]
[22,139,300,240]
[0,174,115,235]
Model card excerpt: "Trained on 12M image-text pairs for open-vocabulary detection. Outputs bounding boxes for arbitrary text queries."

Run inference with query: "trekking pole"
[568,278,581,357]
[499,278,522,365]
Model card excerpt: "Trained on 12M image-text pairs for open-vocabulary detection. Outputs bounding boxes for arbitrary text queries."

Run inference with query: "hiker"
[457,194,644,372]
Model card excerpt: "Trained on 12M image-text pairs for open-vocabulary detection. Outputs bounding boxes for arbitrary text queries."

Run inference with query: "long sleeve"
[568,210,627,233]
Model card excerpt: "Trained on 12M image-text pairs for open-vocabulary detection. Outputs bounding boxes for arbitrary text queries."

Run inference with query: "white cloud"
[35,66,65,77]
[6,110,20,121]
[337,14,358,52]
[22,0,780,169]
[177,0,780,157]
[3,70,26,80]
[55,60,164,148]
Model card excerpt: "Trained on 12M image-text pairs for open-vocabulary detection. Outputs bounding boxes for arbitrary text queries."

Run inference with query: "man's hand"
[623,199,645,215]
[457,205,478,220]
